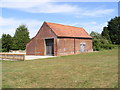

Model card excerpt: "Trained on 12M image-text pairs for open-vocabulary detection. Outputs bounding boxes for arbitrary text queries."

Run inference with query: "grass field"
[2,49,118,88]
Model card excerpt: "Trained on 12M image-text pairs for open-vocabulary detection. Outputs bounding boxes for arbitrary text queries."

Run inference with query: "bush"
[92,38,114,51]
[90,31,115,51]
[101,44,114,50]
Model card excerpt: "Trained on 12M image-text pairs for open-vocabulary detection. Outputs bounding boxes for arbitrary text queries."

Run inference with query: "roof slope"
[45,22,92,38]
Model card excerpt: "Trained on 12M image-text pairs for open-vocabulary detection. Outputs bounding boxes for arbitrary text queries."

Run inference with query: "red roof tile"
[45,22,92,38]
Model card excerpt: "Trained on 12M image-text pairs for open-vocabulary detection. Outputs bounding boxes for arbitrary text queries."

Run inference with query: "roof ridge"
[45,21,83,29]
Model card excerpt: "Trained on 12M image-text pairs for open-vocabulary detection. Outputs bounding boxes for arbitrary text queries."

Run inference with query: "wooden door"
[45,39,54,56]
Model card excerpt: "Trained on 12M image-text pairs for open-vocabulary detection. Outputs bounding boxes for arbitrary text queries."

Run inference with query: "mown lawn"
[2,49,118,88]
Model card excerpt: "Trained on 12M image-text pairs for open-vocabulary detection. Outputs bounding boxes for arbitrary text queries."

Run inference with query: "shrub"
[90,31,115,51]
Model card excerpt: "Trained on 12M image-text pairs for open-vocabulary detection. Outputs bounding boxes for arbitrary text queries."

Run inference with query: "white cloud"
[1,1,79,14]
[1,0,119,2]
[1,0,52,9]
[56,0,119,2]
[22,3,79,13]
[1,0,115,16]
[81,9,115,17]
[69,21,107,34]
[0,17,43,38]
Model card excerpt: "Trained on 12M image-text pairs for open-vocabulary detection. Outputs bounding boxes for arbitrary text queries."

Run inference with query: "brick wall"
[57,38,74,56]
[26,23,56,55]
[54,39,57,56]
[75,38,93,54]
[26,22,92,56]
[56,38,92,56]
[26,38,36,55]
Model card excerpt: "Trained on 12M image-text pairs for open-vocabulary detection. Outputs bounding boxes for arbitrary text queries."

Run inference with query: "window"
[80,43,86,52]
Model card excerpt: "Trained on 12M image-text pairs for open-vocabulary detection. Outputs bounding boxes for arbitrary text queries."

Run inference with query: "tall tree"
[107,16,120,44]
[1,34,13,52]
[13,25,30,50]
[101,27,110,40]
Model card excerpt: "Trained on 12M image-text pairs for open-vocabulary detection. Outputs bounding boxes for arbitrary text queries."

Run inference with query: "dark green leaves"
[12,25,30,50]
[1,34,13,52]
[1,25,30,52]
[107,16,120,44]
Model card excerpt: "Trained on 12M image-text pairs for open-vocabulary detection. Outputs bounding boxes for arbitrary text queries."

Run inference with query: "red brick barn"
[26,22,93,56]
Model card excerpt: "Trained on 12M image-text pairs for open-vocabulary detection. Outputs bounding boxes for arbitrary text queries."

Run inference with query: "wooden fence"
[0,53,25,61]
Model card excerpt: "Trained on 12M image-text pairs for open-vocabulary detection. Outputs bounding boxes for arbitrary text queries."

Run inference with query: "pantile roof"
[45,22,92,38]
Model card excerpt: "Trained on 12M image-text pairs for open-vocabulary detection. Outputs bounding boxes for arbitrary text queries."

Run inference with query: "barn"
[26,22,93,56]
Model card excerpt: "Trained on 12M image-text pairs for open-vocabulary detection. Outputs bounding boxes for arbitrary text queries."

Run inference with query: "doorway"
[45,39,54,56]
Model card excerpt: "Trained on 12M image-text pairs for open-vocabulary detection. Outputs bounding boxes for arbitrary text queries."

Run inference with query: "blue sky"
[0,0,118,38]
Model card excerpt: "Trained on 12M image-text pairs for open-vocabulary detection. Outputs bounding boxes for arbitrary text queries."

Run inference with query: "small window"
[80,43,86,52]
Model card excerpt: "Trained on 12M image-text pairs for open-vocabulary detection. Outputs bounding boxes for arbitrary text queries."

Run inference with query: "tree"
[90,31,102,39]
[107,16,120,44]
[101,27,110,40]
[90,31,102,51]
[90,31,112,51]
[1,34,13,52]
[12,25,30,50]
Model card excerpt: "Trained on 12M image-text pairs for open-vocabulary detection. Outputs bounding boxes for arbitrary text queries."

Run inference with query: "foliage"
[90,31,113,51]
[106,16,120,45]
[12,25,30,50]
[91,16,120,50]
[90,31,102,39]
[101,27,111,43]
[1,25,30,51]
[1,34,13,52]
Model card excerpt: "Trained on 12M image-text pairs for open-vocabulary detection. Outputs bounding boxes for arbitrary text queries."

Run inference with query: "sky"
[0,0,119,38]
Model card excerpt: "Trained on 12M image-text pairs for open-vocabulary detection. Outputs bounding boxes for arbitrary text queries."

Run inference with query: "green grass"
[2,49,118,88]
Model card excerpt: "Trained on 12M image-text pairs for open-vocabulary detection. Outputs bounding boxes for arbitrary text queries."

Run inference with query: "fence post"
[23,54,25,61]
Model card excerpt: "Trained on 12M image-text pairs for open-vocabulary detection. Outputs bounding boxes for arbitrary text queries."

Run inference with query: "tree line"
[90,16,119,51]
[1,25,30,52]
[0,16,119,52]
